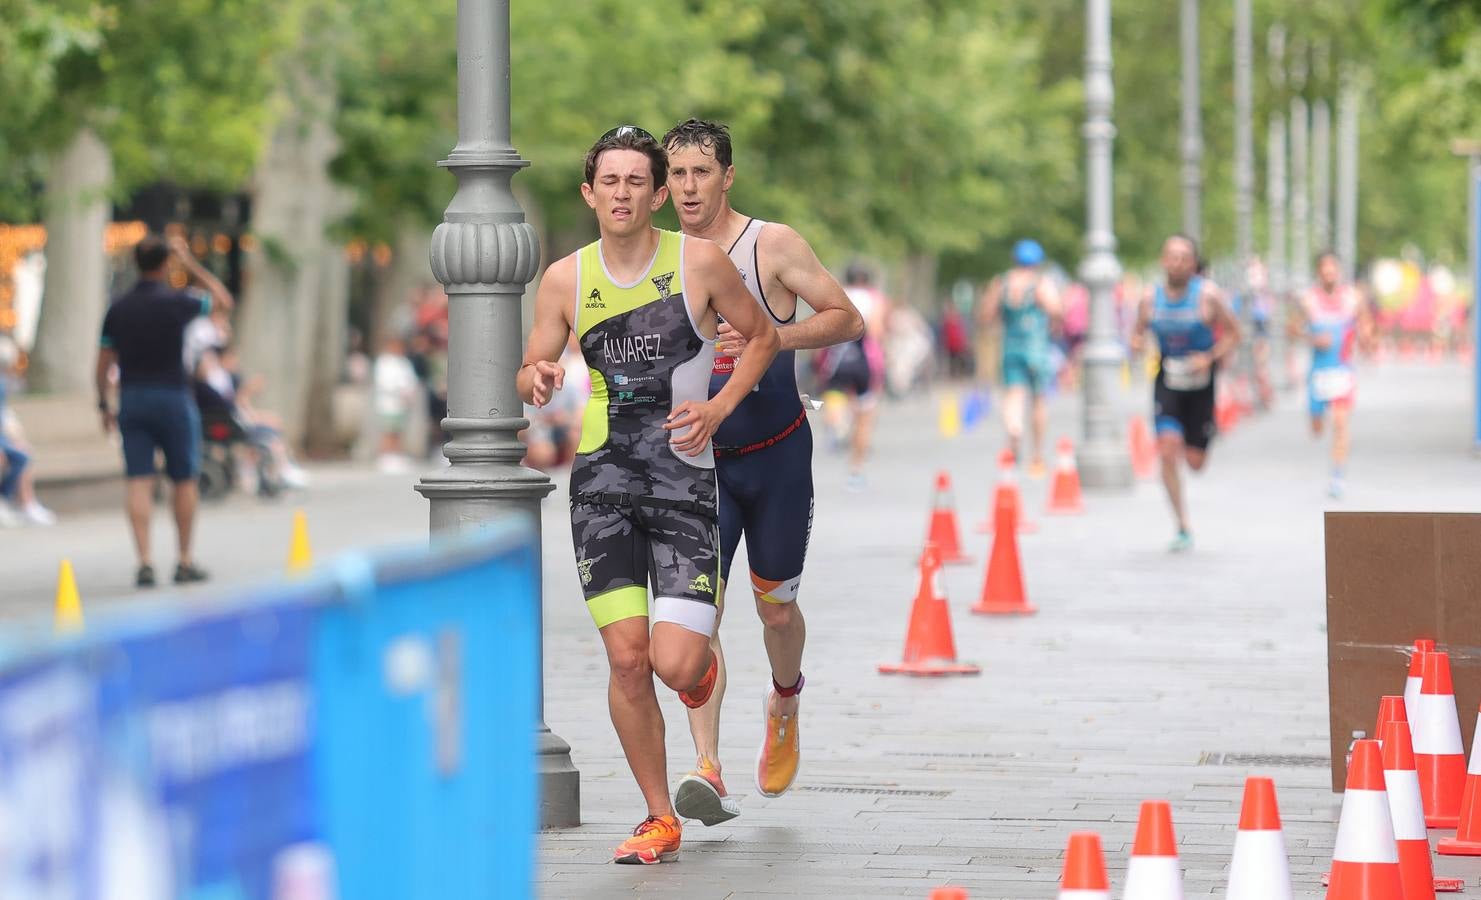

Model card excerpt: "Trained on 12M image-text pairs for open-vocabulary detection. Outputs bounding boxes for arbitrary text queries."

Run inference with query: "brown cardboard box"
[1326,512,1481,791]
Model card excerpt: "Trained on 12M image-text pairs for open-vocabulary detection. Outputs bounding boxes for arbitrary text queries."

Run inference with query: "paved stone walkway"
[536,358,1481,898]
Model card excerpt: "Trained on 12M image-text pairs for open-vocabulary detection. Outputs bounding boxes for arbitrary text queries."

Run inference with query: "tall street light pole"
[417,0,581,828]
[1078,0,1132,489]
[1290,42,1311,293]
[1233,0,1255,383]
[1336,70,1360,281]
[1180,0,1203,242]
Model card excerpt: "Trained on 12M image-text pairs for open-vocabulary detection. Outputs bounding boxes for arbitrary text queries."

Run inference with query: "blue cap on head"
[1013,239,1045,267]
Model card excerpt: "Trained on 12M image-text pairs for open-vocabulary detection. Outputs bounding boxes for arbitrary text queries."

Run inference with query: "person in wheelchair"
[193,340,307,498]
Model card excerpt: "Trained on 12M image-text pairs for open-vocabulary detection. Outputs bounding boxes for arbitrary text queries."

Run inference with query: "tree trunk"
[367,220,434,352]
[237,64,340,448]
[898,253,940,311]
[29,128,113,394]
[302,231,351,457]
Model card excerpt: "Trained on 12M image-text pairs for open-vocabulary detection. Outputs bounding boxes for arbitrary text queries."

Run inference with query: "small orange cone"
[1403,640,1436,740]
[1382,721,1441,898]
[1413,650,1465,828]
[1374,695,1407,746]
[879,546,980,676]
[924,472,972,565]
[928,889,967,900]
[1123,800,1183,899]
[1226,776,1292,899]
[1128,416,1157,480]
[1327,739,1404,899]
[976,450,1036,534]
[972,488,1035,616]
[1058,832,1109,899]
[1439,700,1481,856]
[1046,438,1085,515]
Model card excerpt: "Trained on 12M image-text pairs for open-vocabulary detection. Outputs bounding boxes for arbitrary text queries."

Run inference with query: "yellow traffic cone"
[287,510,313,574]
[1120,359,1132,390]
[938,392,961,439]
[54,559,83,634]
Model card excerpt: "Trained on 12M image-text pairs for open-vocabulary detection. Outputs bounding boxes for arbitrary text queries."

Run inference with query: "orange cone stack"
[1046,438,1085,515]
[1057,832,1109,900]
[1128,416,1157,480]
[1404,640,1436,739]
[972,485,1035,616]
[924,472,972,565]
[976,450,1036,534]
[1226,776,1292,899]
[1379,720,1441,900]
[879,546,980,676]
[1413,650,1466,828]
[1327,739,1404,900]
[1439,699,1481,856]
[1374,695,1407,746]
[1123,800,1183,899]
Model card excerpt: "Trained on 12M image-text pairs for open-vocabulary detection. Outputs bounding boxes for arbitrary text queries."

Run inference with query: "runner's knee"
[755,595,801,631]
[1185,450,1207,471]
[607,642,653,691]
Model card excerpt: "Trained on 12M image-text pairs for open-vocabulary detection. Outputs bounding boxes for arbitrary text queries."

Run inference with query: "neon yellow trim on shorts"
[587,584,648,628]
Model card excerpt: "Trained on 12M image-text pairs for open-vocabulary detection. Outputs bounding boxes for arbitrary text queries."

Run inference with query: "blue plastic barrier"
[0,526,538,900]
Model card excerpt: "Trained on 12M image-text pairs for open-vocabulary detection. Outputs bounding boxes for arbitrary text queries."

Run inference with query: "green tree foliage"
[0,0,295,221]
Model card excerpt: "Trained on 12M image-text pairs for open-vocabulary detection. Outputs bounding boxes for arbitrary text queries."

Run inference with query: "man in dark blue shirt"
[96,234,233,587]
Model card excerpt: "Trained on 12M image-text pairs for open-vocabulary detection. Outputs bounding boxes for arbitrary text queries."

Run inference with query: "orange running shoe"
[678,652,717,709]
[612,814,682,865]
[755,687,801,798]
[674,759,741,826]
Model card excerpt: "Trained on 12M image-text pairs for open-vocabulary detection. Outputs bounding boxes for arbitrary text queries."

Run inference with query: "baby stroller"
[197,401,281,501]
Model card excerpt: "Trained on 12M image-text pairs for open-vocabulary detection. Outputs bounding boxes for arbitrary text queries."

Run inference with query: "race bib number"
[1312,366,1354,402]
[1162,357,1211,391]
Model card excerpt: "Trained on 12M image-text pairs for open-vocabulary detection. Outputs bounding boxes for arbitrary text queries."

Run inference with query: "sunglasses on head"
[599,124,656,143]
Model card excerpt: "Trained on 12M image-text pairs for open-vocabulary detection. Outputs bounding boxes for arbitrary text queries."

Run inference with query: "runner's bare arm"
[666,240,779,455]
[1204,285,1242,364]
[517,255,575,407]
[1037,276,1063,319]
[1129,289,1153,356]
[764,224,863,351]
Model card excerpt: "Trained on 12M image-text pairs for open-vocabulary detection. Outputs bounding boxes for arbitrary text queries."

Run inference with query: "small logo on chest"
[651,272,675,299]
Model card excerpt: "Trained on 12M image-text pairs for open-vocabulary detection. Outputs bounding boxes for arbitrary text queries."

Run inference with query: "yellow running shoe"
[612,814,682,865]
[674,759,741,825]
[755,687,801,798]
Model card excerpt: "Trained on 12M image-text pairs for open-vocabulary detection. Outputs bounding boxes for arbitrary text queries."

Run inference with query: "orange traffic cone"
[972,487,1035,616]
[1226,776,1291,899]
[1128,416,1157,480]
[1058,832,1109,900]
[1403,639,1436,740]
[1382,721,1441,899]
[879,546,980,676]
[1046,438,1085,515]
[928,889,967,900]
[976,450,1036,534]
[1327,739,1404,899]
[924,472,972,565]
[1439,700,1481,856]
[1413,650,1465,828]
[1374,695,1407,746]
[1123,800,1182,899]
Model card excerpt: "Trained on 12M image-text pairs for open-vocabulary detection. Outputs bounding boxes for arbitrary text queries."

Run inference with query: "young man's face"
[581,149,667,237]
[666,141,733,232]
[1160,238,1198,286]
[1317,255,1342,287]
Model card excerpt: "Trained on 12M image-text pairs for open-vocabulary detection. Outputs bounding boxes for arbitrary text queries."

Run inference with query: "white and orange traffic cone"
[923,472,972,565]
[1226,776,1291,900]
[1122,800,1182,900]
[972,486,1035,616]
[976,450,1036,534]
[879,545,981,677]
[1058,832,1109,900]
[1382,720,1443,899]
[1374,695,1407,747]
[1439,699,1481,856]
[1413,650,1465,829]
[1128,416,1157,480]
[1327,739,1404,899]
[1046,437,1085,515]
[1404,639,1436,741]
